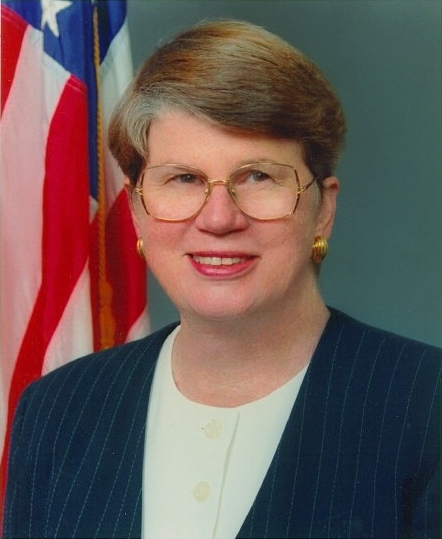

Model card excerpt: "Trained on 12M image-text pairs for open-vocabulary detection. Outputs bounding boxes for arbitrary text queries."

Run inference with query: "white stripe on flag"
[101,19,133,207]
[42,263,94,375]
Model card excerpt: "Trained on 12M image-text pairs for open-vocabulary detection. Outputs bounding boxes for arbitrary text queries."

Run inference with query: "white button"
[204,419,222,439]
[193,481,211,502]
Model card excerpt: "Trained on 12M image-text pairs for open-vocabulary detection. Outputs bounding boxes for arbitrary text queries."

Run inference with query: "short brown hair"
[108,19,346,185]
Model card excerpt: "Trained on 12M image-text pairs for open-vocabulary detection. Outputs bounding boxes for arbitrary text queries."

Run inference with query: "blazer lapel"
[237,310,347,538]
[66,326,174,539]
[108,326,176,538]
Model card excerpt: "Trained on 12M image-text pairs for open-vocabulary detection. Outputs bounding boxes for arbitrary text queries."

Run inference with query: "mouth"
[188,252,256,276]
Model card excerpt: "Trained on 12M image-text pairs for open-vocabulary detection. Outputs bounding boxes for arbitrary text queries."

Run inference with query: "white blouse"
[142,327,308,539]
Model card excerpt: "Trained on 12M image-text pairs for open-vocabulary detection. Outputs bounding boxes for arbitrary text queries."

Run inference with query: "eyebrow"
[146,159,292,170]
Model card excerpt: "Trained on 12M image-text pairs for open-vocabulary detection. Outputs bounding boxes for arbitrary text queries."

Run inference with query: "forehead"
[146,110,306,172]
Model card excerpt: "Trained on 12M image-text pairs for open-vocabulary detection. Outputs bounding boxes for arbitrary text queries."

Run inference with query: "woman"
[4,20,440,539]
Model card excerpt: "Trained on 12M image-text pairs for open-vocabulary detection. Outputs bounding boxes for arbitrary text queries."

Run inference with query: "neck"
[172,291,329,407]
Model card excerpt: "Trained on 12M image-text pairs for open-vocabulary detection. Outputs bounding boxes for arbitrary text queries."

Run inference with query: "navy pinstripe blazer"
[3,309,440,538]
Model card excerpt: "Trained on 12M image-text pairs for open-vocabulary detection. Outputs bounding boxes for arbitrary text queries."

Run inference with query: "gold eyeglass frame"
[134,162,317,222]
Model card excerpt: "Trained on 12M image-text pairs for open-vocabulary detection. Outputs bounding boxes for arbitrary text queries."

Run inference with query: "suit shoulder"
[313,309,440,442]
[321,309,441,397]
[328,308,441,361]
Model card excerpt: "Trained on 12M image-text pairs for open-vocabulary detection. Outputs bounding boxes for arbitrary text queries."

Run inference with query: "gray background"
[126,0,441,347]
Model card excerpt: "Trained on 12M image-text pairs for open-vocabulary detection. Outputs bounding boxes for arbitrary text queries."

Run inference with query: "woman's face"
[129,110,338,324]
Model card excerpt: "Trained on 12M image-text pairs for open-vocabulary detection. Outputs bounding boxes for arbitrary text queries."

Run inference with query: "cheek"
[265,215,314,260]
[140,220,185,269]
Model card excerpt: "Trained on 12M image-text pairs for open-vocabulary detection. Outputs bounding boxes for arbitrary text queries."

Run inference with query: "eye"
[239,169,274,184]
[164,171,206,187]
[173,173,200,184]
[249,170,272,182]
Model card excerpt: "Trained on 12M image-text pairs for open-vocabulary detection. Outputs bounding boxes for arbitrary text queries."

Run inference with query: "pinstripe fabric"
[3,310,440,538]
[3,326,173,538]
[238,311,440,539]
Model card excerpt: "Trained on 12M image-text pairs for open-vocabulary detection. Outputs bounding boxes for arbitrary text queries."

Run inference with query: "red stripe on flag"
[40,76,90,343]
[1,5,27,114]
[0,75,89,501]
[106,190,147,342]
[89,191,146,351]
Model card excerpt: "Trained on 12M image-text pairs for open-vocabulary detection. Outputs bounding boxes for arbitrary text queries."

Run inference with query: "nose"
[194,181,249,234]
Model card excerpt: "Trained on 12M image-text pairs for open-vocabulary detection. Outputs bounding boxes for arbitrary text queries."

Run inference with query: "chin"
[180,293,275,325]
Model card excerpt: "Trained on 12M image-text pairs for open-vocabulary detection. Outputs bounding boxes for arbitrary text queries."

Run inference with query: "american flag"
[0,0,150,509]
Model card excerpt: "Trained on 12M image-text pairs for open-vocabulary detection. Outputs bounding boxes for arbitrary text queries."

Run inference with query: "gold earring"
[311,236,328,264]
[136,238,145,259]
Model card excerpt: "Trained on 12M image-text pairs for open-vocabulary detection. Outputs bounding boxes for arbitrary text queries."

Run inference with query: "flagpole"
[93,3,116,349]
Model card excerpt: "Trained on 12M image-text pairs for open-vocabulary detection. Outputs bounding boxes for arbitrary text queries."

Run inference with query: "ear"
[124,177,142,237]
[315,175,339,239]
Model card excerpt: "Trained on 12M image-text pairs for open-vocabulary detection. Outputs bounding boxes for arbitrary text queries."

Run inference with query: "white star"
[41,0,72,37]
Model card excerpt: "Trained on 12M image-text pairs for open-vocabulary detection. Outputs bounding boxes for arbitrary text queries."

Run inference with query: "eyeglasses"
[135,162,316,221]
